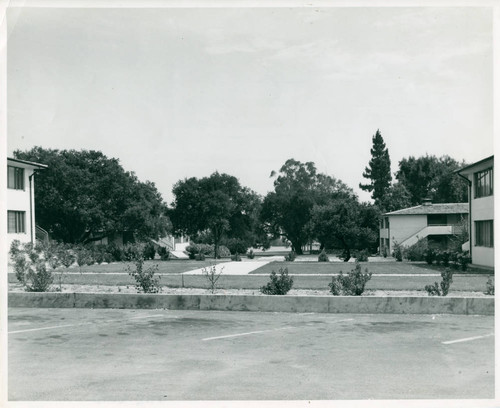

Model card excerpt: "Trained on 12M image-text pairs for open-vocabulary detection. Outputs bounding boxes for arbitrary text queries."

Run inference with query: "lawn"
[7,259,230,275]
[249,261,487,275]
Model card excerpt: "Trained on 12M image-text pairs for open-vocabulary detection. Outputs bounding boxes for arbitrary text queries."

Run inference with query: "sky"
[6,5,494,204]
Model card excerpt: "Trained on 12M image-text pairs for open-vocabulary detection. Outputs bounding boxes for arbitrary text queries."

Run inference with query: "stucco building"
[7,157,47,249]
[457,155,494,268]
[379,201,468,255]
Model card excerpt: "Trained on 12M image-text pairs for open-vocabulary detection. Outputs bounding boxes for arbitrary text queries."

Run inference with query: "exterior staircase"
[400,225,457,247]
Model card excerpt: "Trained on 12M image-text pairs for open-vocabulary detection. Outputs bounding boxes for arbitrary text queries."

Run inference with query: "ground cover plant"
[260,267,294,295]
[328,262,372,296]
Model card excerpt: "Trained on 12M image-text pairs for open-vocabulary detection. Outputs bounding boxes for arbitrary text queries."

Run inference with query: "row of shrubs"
[392,239,470,270]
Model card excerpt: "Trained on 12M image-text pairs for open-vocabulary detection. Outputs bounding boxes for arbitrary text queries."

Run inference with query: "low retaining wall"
[8,293,494,315]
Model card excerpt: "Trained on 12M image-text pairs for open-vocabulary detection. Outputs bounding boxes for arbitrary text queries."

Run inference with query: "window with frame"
[7,166,25,190]
[8,211,26,233]
[475,220,494,247]
[474,168,493,198]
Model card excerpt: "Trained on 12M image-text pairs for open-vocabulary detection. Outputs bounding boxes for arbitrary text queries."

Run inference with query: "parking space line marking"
[442,333,494,345]
[202,326,293,341]
[9,322,93,334]
[202,318,354,341]
[9,314,167,334]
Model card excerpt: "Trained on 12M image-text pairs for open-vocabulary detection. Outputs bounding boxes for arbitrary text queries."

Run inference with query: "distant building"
[7,157,48,248]
[379,200,468,255]
[457,156,494,268]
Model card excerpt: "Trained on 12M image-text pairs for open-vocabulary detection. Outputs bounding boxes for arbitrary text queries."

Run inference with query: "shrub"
[231,253,242,261]
[284,251,296,262]
[195,253,206,261]
[425,268,453,296]
[157,246,170,260]
[405,237,428,261]
[424,248,435,265]
[225,238,249,256]
[142,242,156,260]
[107,243,125,262]
[246,249,255,259]
[123,243,145,261]
[328,262,372,296]
[75,246,92,271]
[92,245,106,265]
[260,267,294,295]
[318,250,329,262]
[58,245,76,268]
[382,247,388,258]
[355,249,369,262]
[215,245,231,258]
[392,241,403,262]
[11,243,53,292]
[127,257,161,293]
[203,264,224,293]
[485,276,494,295]
[457,252,470,271]
[9,239,22,258]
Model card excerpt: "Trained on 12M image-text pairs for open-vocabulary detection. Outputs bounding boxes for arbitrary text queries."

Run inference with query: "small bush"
[405,237,428,261]
[328,262,372,296]
[318,250,329,262]
[225,238,249,256]
[284,251,296,262]
[142,242,157,260]
[127,257,161,293]
[107,243,125,262]
[203,264,224,294]
[425,268,453,296]
[11,243,53,292]
[260,267,294,295]
[382,247,388,258]
[230,253,242,261]
[157,246,170,260]
[424,248,436,265]
[355,249,369,262]
[195,253,206,261]
[246,249,255,259]
[457,252,470,271]
[485,276,494,295]
[392,241,403,262]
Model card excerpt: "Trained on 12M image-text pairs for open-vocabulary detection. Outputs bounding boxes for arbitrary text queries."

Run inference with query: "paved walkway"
[182,256,284,275]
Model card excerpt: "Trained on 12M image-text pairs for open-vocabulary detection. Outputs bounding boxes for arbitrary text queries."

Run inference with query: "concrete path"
[182,256,284,275]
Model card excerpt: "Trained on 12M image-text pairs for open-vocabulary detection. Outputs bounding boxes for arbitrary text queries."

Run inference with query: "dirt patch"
[8,283,491,297]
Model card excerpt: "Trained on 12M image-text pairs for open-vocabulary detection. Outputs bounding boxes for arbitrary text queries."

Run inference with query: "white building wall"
[7,165,35,248]
[388,215,427,253]
[470,191,494,268]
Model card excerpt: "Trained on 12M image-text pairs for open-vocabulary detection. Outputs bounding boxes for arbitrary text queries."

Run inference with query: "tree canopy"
[169,172,263,258]
[261,158,354,254]
[14,147,170,243]
[359,129,392,206]
[395,155,468,205]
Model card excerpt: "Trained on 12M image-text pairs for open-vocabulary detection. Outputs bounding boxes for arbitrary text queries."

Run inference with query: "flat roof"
[384,203,468,216]
[8,157,48,169]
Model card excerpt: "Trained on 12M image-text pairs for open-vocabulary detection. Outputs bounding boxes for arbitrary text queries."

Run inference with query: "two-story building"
[379,200,468,255]
[7,157,47,249]
[456,155,494,268]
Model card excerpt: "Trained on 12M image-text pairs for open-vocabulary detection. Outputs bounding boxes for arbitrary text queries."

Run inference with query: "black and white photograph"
[1,1,497,406]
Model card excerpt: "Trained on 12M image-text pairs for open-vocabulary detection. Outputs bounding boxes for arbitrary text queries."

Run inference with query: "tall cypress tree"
[359,129,392,206]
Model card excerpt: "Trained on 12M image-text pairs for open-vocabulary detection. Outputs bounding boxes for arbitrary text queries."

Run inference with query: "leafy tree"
[261,159,353,255]
[359,129,392,206]
[308,197,378,261]
[378,182,412,213]
[169,172,262,258]
[396,155,468,205]
[14,147,170,243]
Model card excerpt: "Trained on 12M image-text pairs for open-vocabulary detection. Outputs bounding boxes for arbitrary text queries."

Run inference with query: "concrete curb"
[8,293,494,315]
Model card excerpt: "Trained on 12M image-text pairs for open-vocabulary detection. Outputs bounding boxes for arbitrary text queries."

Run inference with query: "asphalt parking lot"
[8,308,494,401]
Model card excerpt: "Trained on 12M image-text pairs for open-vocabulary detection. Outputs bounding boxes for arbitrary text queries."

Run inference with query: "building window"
[384,217,389,229]
[7,166,25,190]
[474,168,493,198]
[475,220,494,247]
[8,211,26,233]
